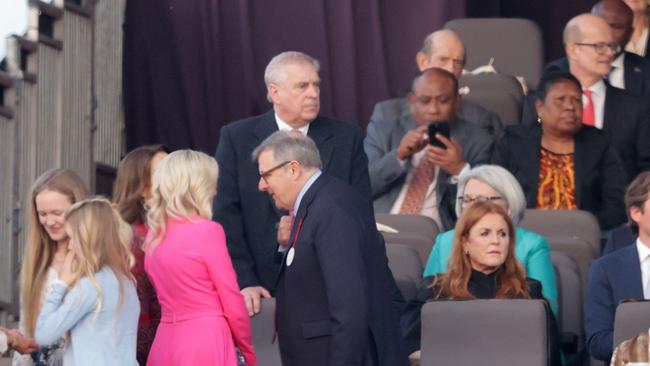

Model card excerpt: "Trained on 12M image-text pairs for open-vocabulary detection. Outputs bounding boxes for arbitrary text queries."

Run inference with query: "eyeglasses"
[575,42,620,54]
[457,195,504,205]
[259,161,291,182]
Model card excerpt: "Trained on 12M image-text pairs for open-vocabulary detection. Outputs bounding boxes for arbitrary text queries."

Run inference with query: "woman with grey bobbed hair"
[423,165,558,314]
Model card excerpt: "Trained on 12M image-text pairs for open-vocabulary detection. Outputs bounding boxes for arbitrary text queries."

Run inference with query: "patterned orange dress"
[537,147,577,210]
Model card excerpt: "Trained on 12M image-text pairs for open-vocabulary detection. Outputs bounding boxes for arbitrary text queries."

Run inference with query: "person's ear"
[630,206,643,226]
[415,52,429,72]
[268,84,280,104]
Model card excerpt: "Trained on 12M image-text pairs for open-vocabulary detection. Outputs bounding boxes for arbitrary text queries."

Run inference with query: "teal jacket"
[423,226,558,315]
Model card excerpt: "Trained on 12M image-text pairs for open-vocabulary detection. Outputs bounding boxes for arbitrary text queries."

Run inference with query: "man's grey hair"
[419,29,466,65]
[455,165,527,224]
[264,51,320,102]
[251,130,322,170]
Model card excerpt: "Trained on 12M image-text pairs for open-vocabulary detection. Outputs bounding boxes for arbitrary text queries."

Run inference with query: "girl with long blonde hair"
[144,150,256,366]
[13,169,88,366]
[33,197,140,365]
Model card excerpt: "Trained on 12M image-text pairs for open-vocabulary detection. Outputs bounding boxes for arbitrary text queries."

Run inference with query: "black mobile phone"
[428,122,450,149]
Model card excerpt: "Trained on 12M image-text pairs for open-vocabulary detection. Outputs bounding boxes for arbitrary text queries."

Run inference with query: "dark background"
[123,0,596,154]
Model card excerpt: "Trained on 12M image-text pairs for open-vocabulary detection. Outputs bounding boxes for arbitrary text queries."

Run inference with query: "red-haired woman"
[401,201,556,365]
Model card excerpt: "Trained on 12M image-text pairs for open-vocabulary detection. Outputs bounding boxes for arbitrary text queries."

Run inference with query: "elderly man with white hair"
[213,51,372,316]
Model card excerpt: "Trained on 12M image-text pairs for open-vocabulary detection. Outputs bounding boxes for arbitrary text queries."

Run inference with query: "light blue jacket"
[35,267,140,366]
[423,226,558,315]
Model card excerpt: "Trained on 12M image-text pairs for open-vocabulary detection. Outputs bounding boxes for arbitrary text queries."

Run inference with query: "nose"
[258,177,268,192]
[307,83,319,98]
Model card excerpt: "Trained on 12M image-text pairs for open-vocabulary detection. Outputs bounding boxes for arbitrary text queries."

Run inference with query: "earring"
[537,116,542,124]
[464,249,469,255]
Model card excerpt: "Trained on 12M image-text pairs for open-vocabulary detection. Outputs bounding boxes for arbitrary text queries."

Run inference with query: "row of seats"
[377,210,601,361]
[247,297,650,366]
[445,18,544,127]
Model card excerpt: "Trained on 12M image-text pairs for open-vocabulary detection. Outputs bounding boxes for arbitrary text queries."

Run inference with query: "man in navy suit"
[522,13,650,181]
[542,0,650,98]
[213,51,371,315]
[253,131,408,366]
[585,171,650,362]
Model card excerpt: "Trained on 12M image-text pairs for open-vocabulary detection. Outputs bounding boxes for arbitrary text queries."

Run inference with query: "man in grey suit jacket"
[371,29,504,137]
[364,68,494,231]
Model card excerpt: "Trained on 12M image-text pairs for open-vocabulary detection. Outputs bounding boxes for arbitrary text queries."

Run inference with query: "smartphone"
[428,122,450,149]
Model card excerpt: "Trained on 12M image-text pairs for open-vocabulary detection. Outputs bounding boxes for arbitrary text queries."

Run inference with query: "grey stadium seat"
[520,209,601,256]
[249,298,282,366]
[376,214,440,265]
[420,299,549,366]
[552,251,583,348]
[445,18,544,89]
[613,301,650,350]
[386,244,423,285]
[459,73,525,127]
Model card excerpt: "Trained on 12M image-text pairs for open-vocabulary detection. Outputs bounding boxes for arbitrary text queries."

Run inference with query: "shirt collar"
[293,170,322,214]
[275,113,310,136]
[612,53,624,69]
[586,79,606,96]
[636,238,650,263]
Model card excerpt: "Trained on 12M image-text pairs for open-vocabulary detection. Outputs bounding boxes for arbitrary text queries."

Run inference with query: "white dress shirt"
[275,113,309,136]
[609,53,625,90]
[626,27,649,57]
[582,80,606,130]
[636,238,650,299]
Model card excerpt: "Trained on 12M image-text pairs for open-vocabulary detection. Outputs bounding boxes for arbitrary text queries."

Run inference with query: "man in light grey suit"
[364,68,494,231]
[371,29,504,137]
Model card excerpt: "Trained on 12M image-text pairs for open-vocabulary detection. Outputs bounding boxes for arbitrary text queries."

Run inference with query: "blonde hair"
[21,168,88,337]
[146,150,218,248]
[64,197,135,315]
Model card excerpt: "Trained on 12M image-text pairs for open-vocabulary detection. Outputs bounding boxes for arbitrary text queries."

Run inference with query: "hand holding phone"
[428,122,451,149]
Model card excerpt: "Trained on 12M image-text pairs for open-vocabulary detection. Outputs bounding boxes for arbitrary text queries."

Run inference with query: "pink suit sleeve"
[204,222,257,366]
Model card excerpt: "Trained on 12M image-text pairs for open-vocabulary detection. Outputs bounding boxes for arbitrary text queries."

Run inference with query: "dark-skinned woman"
[492,71,627,230]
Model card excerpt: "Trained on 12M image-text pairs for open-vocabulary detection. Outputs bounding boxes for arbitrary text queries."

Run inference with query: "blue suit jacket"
[275,174,408,366]
[213,110,371,291]
[585,245,644,361]
[603,224,636,255]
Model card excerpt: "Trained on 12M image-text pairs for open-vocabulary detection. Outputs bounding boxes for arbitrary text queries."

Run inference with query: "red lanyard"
[291,219,304,249]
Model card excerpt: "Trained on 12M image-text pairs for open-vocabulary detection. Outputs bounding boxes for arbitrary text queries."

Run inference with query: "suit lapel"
[603,85,619,134]
[622,246,644,299]
[572,129,598,208]
[273,175,328,287]
[307,117,334,172]
[623,54,642,96]
[521,126,542,206]
[253,111,286,217]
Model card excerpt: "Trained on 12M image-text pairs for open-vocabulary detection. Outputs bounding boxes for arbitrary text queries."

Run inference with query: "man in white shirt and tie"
[526,13,650,181]
[364,67,494,231]
[585,171,650,362]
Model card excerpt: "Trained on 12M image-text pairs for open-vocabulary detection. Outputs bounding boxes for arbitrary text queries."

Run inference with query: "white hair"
[264,51,320,102]
[455,165,527,225]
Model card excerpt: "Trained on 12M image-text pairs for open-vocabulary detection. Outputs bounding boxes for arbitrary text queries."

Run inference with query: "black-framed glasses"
[457,195,504,205]
[259,161,291,182]
[575,42,620,54]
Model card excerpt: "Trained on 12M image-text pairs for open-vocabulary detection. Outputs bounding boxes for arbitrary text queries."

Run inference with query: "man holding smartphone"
[364,67,494,230]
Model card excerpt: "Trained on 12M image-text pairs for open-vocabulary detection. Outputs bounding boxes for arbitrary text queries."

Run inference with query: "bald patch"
[412,68,458,95]
[421,29,464,56]
[563,13,611,44]
[592,0,633,21]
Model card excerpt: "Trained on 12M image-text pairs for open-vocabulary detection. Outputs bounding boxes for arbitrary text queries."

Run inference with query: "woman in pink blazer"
[144,150,256,366]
